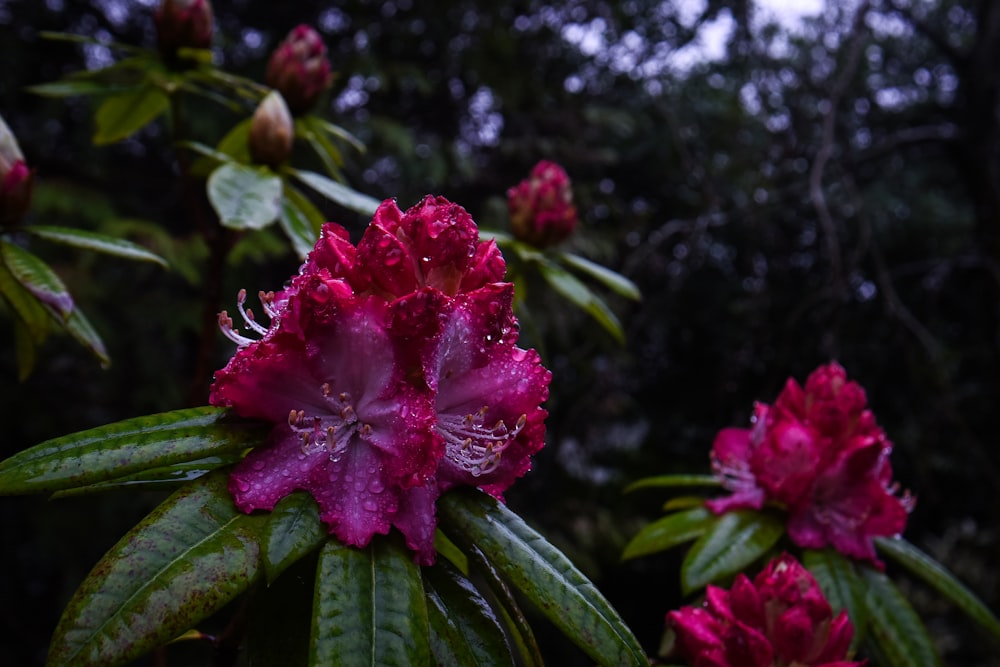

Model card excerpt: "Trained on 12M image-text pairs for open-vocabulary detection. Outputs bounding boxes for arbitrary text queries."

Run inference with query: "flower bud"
[154,0,214,58]
[265,25,334,115]
[0,114,34,226]
[248,91,294,168]
[507,160,578,247]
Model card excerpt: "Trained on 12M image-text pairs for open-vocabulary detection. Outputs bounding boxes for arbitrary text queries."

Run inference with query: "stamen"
[437,406,527,476]
[218,310,255,347]
[237,289,268,336]
[259,290,279,319]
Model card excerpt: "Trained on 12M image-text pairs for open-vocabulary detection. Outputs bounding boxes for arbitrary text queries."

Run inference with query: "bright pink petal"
[707,428,766,513]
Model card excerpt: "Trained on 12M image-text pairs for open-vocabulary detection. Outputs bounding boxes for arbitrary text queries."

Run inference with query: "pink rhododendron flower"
[265,25,334,115]
[507,160,578,247]
[211,196,549,564]
[667,553,863,667]
[707,362,913,565]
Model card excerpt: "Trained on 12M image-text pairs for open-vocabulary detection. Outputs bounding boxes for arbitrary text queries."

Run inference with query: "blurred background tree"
[0,0,997,664]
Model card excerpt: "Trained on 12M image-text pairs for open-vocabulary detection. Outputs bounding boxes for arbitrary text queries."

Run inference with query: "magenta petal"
[391,482,441,566]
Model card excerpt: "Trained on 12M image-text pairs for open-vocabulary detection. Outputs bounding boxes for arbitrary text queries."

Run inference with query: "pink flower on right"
[707,362,914,566]
[667,553,863,667]
[507,160,578,248]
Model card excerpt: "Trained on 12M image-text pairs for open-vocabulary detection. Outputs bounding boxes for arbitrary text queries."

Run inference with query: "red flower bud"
[248,91,294,168]
[154,0,214,58]
[265,25,334,115]
[0,115,34,226]
[507,160,578,247]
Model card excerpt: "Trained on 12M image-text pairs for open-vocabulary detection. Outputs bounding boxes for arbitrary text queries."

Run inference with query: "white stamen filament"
[219,289,278,348]
[289,389,371,462]
[437,406,527,477]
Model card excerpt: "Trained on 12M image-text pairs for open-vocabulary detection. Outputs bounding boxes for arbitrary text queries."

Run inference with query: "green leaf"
[624,474,720,493]
[27,80,122,97]
[262,492,327,584]
[802,548,868,648]
[424,558,515,666]
[23,226,168,267]
[559,252,642,300]
[463,542,544,667]
[0,407,266,495]
[310,536,430,667]
[291,169,381,216]
[622,506,719,560]
[311,116,366,153]
[663,496,713,511]
[875,536,1000,641]
[215,117,253,163]
[439,489,648,667]
[681,510,784,594]
[50,455,244,497]
[536,258,626,343]
[62,304,110,368]
[208,162,283,230]
[46,472,265,667]
[298,115,346,180]
[280,183,323,259]
[861,565,942,667]
[93,87,170,145]
[0,255,51,341]
[1,240,74,316]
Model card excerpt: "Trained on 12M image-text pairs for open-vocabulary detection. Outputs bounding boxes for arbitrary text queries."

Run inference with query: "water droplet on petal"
[369,479,384,494]
[251,459,266,471]
[363,500,378,512]
[235,479,251,492]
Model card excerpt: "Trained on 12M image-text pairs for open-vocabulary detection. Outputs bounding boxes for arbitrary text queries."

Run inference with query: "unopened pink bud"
[507,160,578,247]
[154,0,214,58]
[0,115,34,226]
[265,25,334,115]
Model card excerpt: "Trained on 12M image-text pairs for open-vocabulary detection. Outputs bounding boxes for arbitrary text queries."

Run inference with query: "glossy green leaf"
[93,87,170,145]
[536,258,626,343]
[0,407,266,495]
[802,548,868,648]
[663,496,713,511]
[875,536,1000,641]
[24,226,168,267]
[27,80,121,97]
[424,558,515,666]
[291,168,381,216]
[280,183,323,259]
[0,256,51,341]
[624,474,720,493]
[861,565,941,667]
[50,455,244,497]
[681,510,783,594]
[215,117,253,163]
[311,116,366,153]
[311,536,430,666]
[434,528,469,574]
[462,542,543,667]
[559,251,642,300]
[208,162,283,230]
[298,115,346,180]
[46,472,265,667]
[622,506,718,560]
[61,304,110,368]
[1,240,74,316]
[262,491,326,584]
[439,489,648,667]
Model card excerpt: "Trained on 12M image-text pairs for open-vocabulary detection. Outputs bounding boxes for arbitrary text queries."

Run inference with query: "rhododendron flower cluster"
[667,553,862,667]
[210,196,550,564]
[707,362,913,565]
[507,160,578,247]
[265,24,334,115]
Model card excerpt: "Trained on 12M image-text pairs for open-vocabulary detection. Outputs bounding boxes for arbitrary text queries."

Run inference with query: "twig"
[809,0,871,299]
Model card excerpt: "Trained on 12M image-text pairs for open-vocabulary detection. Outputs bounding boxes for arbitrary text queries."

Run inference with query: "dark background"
[1,0,998,664]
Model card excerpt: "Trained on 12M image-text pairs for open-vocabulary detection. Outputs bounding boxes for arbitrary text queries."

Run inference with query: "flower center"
[288,385,374,462]
[436,406,527,477]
